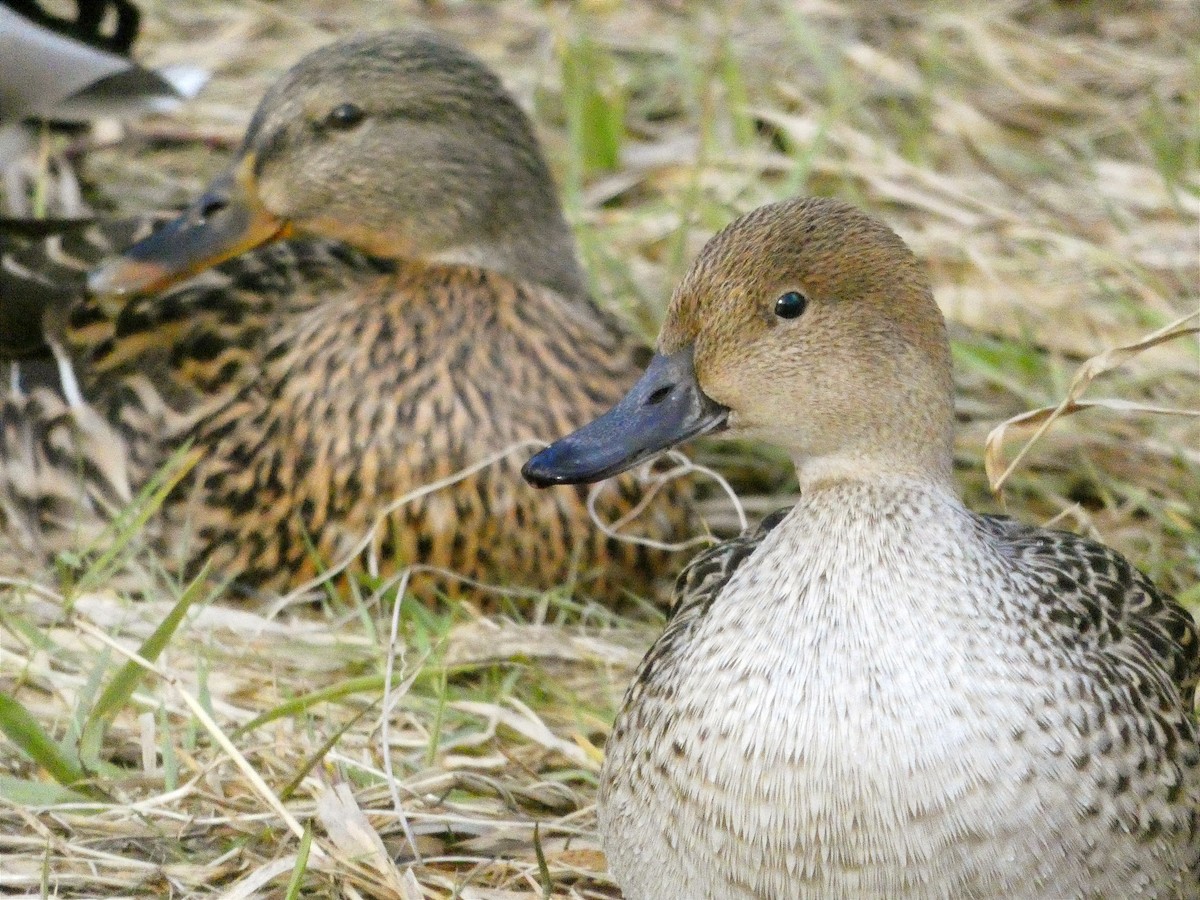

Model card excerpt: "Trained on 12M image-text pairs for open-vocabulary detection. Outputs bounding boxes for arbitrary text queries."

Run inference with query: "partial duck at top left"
[0,0,206,215]
[0,28,695,603]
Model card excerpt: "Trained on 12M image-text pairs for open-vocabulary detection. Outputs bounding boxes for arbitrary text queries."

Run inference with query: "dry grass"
[2,0,1198,896]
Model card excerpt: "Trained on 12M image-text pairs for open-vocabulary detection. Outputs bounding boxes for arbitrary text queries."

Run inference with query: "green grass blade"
[232,675,384,737]
[0,692,101,798]
[278,703,376,801]
[64,645,110,755]
[158,704,178,791]
[78,564,211,766]
[283,824,314,900]
[0,774,95,805]
[534,821,552,898]
[562,33,625,178]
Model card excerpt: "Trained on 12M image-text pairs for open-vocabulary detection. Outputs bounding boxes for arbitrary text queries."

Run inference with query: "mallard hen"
[1,30,693,602]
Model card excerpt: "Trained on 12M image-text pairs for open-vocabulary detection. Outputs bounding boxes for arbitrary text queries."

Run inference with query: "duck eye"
[325,103,365,130]
[774,290,807,319]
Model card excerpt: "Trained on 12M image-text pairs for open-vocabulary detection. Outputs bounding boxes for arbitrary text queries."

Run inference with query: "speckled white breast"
[598,481,1195,900]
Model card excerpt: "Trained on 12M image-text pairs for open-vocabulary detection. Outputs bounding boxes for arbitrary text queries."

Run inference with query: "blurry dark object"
[0,0,206,214]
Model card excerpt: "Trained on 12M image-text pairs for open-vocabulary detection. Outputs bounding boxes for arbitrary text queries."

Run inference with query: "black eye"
[325,103,365,130]
[774,290,807,319]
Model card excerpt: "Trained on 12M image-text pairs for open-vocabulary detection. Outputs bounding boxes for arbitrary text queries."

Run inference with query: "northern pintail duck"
[524,197,1199,898]
[0,30,693,601]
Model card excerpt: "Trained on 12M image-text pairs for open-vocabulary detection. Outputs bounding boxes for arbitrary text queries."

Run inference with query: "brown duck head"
[523,197,956,492]
[89,30,584,300]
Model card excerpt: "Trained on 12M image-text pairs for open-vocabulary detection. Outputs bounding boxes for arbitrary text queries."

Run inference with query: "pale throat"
[790,439,956,494]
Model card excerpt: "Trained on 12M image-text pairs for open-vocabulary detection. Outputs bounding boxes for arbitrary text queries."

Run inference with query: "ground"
[1,1,1197,897]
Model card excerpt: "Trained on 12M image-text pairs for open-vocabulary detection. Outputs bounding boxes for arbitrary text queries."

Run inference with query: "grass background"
[1,0,1197,896]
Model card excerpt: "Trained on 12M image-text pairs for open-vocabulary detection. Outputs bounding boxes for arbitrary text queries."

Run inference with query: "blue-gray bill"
[522,346,727,487]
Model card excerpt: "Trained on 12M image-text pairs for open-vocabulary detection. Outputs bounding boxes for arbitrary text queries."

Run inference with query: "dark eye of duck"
[774,290,807,319]
[324,102,366,130]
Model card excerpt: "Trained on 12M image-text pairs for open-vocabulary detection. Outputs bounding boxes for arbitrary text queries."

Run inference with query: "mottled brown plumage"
[0,31,693,601]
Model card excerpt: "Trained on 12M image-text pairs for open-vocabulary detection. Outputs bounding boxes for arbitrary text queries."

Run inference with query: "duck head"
[89,30,583,299]
[523,197,956,491]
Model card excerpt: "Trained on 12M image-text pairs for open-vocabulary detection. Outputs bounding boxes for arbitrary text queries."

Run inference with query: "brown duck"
[0,30,693,601]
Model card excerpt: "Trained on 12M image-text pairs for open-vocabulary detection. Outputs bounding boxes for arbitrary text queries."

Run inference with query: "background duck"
[525,197,1199,898]
[0,29,694,602]
[0,0,205,215]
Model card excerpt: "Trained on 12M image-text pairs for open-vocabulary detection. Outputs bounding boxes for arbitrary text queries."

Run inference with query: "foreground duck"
[524,197,1199,897]
[0,30,692,600]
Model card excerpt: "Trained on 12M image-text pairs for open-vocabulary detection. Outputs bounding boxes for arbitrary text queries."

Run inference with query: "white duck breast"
[603,481,1196,898]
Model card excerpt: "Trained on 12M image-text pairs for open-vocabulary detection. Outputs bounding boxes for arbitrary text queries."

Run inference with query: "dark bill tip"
[86,155,287,299]
[522,346,727,488]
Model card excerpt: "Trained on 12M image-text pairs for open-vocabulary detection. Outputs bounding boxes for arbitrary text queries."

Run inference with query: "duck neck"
[786,326,958,496]
[794,443,956,496]
[430,201,587,300]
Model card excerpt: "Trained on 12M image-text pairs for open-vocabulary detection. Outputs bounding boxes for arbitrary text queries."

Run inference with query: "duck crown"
[243,30,584,295]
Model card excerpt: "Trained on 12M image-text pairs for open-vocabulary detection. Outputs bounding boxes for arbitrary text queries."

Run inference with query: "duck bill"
[87,153,292,298]
[522,346,728,487]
